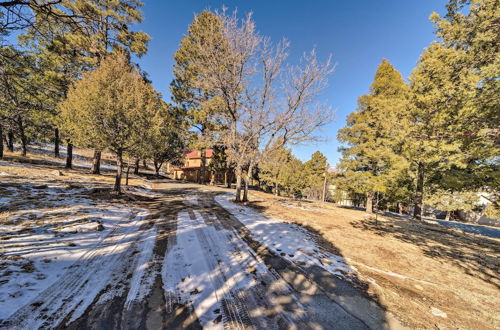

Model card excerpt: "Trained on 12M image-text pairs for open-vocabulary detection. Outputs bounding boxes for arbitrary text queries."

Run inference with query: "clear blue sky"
[135,0,447,166]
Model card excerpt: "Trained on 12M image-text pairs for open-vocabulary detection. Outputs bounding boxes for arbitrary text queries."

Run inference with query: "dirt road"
[1,181,402,329]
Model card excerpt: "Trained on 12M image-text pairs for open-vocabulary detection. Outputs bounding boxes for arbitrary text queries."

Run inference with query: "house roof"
[184,149,214,159]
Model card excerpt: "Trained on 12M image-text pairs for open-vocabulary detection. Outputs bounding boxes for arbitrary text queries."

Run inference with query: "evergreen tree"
[171,10,227,184]
[303,151,328,201]
[0,46,56,156]
[208,145,234,187]
[58,53,159,193]
[431,0,499,134]
[421,0,500,214]
[425,189,480,221]
[406,43,476,219]
[259,145,305,198]
[147,103,186,177]
[19,0,150,170]
[338,59,409,213]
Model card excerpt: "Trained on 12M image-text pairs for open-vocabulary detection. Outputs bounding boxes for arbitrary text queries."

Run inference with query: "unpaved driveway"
[1,181,402,329]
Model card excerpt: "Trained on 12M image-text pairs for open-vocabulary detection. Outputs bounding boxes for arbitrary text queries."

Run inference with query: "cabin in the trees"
[171,149,234,185]
[171,149,214,183]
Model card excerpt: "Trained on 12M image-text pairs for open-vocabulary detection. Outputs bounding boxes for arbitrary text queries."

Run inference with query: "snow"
[0,208,144,320]
[215,194,354,278]
[431,307,447,318]
[125,222,158,308]
[186,194,199,205]
[61,211,150,325]
[125,185,163,197]
[1,209,152,328]
[162,209,299,329]
[53,220,102,233]
[163,211,237,329]
[8,144,117,171]
[0,178,153,327]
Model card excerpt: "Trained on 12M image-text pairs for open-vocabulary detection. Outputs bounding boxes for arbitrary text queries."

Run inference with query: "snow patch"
[185,195,199,205]
[0,179,151,325]
[431,307,447,318]
[162,209,293,329]
[125,222,158,308]
[215,194,353,278]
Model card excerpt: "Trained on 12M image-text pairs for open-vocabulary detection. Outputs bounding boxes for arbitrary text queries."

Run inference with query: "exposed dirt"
[1,151,498,329]
[0,154,402,329]
[241,191,500,330]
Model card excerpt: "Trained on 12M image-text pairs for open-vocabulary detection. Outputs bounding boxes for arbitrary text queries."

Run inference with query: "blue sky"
[135,0,447,166]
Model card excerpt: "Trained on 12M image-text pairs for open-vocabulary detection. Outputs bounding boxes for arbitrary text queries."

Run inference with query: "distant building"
[172,149,214,182]
[328,184,353,206]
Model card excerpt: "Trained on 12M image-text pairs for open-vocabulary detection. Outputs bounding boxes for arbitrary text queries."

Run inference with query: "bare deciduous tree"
[187,9,334,202]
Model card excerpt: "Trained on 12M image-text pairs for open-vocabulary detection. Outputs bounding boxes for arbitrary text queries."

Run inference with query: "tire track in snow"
[2,210,150,329]
[163,195,305,329]
[196,201,305,329]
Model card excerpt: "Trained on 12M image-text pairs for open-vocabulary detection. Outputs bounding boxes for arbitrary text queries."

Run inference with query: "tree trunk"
[54,128,60,158]
[228,171,233,188]
[249,166,254,186]
[154,159,162,176]
[134,158,140,175]
[366,191,374,213]
[7,130,14,152]
[17,117,27,156]
[275,181,279,196]
[114,150,123,193]
[126,160,130,186]
[235,166,243,202]
[224,170,228,187]
[397,202,402,215]
[200,149,206,184]
[413,162,424,220]
[322,171,328,202]
[65,140,73,169]
[0,123,3,159]
[242,162,254,202]
[91,150,101,174]
[142,159,148,169]
[445,210,451,221]
[20,135,27,156]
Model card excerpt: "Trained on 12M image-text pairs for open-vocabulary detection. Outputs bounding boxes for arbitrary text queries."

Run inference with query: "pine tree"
[19,0,150,170]
[338,59,409,213]
[406,42,477,219]
[424,0,500,210]
[0,46,56,156]
[261,146,291,196]
[147,103,186,176]
[303,151,328,201]
[431,0,499,133]
[425,189,480,221]
[171,10,227,184]
[58,53,159,192]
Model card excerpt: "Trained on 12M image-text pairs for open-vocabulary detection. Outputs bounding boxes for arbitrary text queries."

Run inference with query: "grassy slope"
[242,191,499,329]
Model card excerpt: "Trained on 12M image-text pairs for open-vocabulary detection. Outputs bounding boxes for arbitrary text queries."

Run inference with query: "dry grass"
[244,191,500,329]
[2,150,498,329]
[71,147,116,163]
[0,149,148,188]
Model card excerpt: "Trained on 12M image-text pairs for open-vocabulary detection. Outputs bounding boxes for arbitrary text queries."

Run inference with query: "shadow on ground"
[1,156,399,329]
[351,217,500,289]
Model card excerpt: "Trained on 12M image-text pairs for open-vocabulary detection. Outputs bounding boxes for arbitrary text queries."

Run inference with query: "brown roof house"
[172,149,234,185]
[171,149,212,183]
